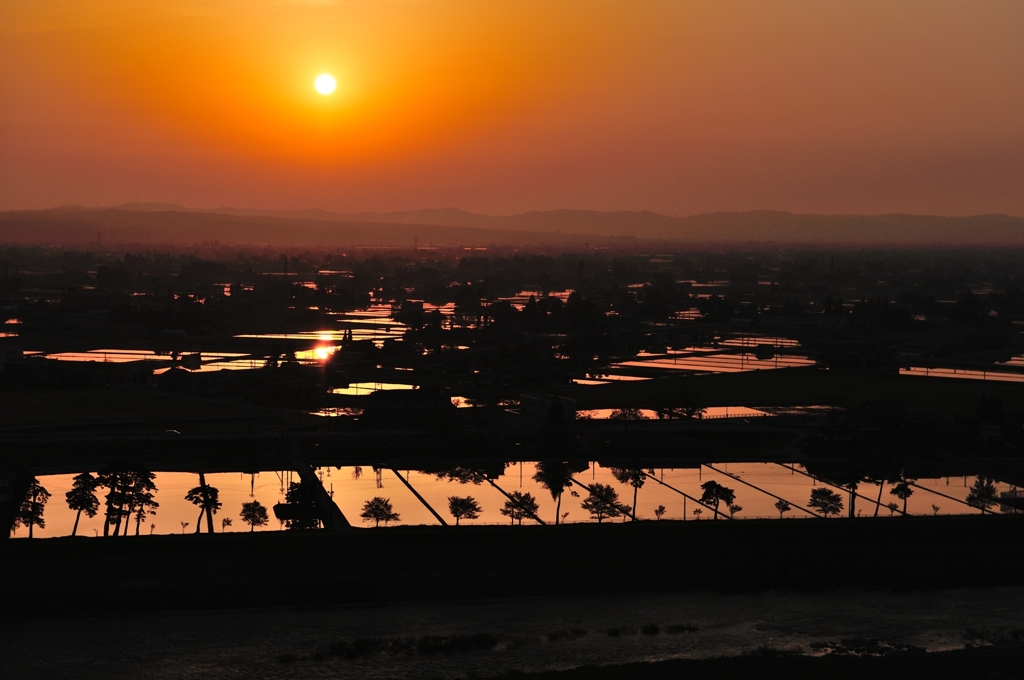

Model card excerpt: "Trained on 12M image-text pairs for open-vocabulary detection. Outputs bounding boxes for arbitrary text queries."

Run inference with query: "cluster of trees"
[10,470,275,538]
[64,468,159,537]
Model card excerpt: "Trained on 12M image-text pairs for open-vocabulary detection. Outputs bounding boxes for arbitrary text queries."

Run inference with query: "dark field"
[5,515,1022,615]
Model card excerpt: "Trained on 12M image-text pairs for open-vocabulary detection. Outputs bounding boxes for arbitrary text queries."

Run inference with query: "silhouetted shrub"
[505,635,539,649]
[606,626,638,637]
[666,623,699,634]
[417,633,498,655]
[547,629,587,642]
[329,637,386,659]
[745,644,800,657]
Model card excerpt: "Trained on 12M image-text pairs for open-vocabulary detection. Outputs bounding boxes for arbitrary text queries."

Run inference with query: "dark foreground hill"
[3,515,1021,615]
[2,206,1023,246]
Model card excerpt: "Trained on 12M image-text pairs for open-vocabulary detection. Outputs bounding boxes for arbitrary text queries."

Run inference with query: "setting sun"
[314,74,336,95]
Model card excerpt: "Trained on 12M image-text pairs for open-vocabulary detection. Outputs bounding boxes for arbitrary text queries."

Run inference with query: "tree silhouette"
[610,408,647,421]
[728,503,743,518]
[966,477,999,513]
[221,518,233,531]
[699,480,736,519]
[65,472,100,537]
[447,496,481,525]
[95,466,158,537]
[611,467,647,520]
[500,491,539,525]
[654,504,667,520]
[96,468,130,537]
[533,461,575,525]
[198,473,217,534]
[809,487,844,517]
[871,476,887,517]
[435,466,487,485]
[360,497,400,527]
[284,481,320,530]
[180,521,189,534]
[124,470,159,536]
[185,481,222,533]
[682,391,706,419]
[774,499,791,519]
[886,502,899,516]
[580,483,625,523]
[692,508,703,520]
[239,500,270,531]
[17,477,50,538]
[889,480,914,515]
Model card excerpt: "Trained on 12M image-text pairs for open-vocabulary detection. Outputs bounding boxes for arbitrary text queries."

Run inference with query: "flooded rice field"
[18,462,1016,539]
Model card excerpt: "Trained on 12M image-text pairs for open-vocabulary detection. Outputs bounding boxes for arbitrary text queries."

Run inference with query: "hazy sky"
[2,0,1022,216]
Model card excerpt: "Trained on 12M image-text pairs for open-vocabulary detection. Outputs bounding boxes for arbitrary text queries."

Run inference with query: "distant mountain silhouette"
[1,205,1022,246]
[0,208,632,248]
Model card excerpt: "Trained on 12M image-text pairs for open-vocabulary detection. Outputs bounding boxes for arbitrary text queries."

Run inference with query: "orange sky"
[1,0,1022,216]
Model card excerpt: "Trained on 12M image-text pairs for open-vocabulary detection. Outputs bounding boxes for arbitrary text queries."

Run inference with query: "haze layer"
[2,1,1022,216]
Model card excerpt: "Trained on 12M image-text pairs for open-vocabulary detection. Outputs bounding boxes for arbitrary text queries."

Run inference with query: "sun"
[314,74,336,95]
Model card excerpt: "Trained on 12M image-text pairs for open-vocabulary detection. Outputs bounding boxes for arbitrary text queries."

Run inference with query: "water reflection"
[37,349,265,372]
[577,406,768,420]
[15,463,1014,539]
[612,352,815,374]
[900,366,1024,383]
[237,305,408,343]
[330,382,416,396]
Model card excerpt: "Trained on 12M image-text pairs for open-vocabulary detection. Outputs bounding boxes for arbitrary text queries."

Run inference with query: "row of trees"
[358,480,737,526]
[10,468,1009,537]
[779,475,1001,519]
[61,469,160,537]
[358,495,484,527]
[358,474,1007,527]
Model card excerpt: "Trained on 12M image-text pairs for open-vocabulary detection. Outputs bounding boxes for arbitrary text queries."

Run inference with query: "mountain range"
[1,204,1022,247]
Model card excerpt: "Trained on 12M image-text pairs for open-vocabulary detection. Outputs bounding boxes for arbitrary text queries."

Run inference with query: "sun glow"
[314,74,336,95]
